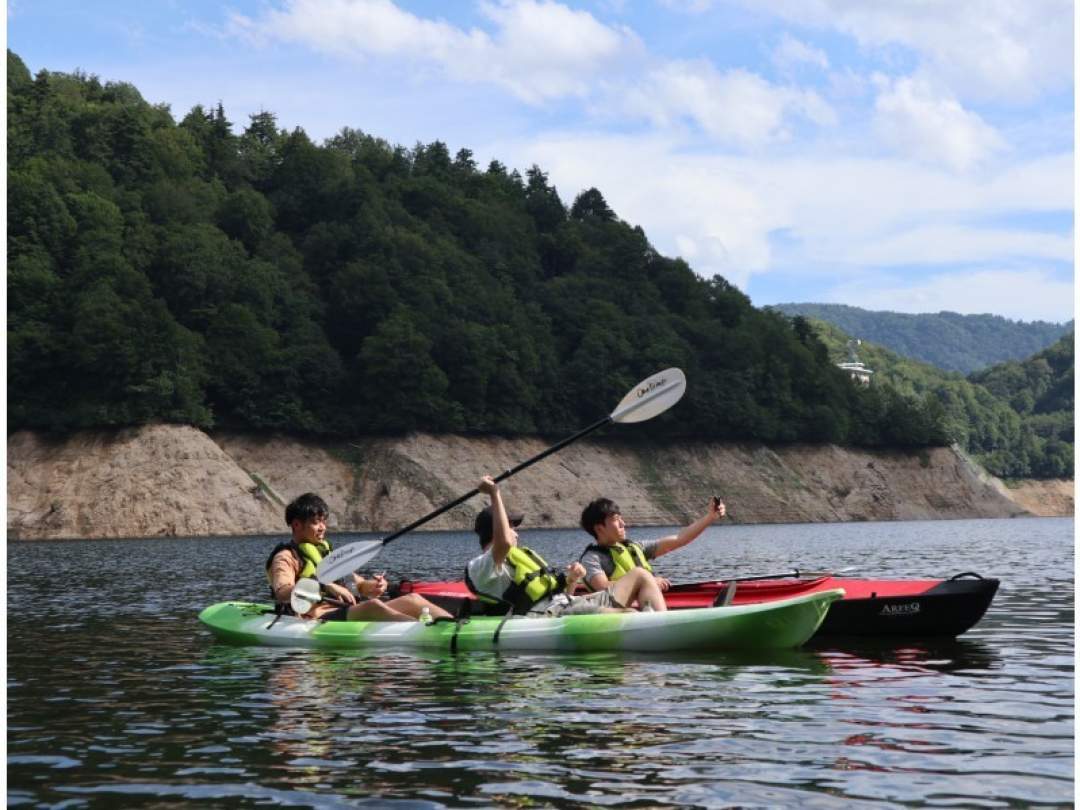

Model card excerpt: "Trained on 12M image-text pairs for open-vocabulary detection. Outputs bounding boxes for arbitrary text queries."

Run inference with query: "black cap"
[474,506,524,546]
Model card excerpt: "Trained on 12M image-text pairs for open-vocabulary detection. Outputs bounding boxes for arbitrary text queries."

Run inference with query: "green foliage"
[805,318,1073,479]
[8,51,966,452]
[356,308,464,432]
[772,303,1071,374]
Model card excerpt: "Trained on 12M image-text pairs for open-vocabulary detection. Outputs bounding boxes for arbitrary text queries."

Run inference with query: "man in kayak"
[267,492,450,622]
[467,476,668,615]
[578,496,725,594]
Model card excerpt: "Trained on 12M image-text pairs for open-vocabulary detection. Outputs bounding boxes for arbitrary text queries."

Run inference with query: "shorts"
[318,605,350,622]
[532,588,623,617]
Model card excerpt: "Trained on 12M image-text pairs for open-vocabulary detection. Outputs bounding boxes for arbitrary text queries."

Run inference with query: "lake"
[7,517,1074,808]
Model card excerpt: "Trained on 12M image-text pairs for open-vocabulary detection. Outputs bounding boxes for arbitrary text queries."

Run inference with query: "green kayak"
[198,588,844,652]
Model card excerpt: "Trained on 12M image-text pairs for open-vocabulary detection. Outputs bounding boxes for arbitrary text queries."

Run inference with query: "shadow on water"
[807,637,1001,675]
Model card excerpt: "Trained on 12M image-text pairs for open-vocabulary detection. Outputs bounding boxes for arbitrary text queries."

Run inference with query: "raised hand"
[710,496,726,520]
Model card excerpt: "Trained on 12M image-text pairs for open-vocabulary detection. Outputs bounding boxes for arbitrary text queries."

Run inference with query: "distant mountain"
[770,304,1072,374]
[967,334,1074,478]
[802,316,1074,479]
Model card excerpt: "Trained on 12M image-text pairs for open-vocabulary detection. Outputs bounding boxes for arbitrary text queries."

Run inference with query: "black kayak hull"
[813,575,999,639]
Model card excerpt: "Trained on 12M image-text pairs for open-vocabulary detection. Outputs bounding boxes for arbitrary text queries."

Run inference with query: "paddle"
[290,577,323,615]
[315,367,687,584]
[667,566,858,591]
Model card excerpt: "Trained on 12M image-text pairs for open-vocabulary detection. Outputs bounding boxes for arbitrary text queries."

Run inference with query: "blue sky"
[7,0,1075,322]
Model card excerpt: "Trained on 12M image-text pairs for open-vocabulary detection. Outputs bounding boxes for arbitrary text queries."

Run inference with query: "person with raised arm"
[578,496,725,595]
[466,476,667,615]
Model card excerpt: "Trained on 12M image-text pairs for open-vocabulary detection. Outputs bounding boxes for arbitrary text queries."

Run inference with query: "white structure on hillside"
[838,339,874,385]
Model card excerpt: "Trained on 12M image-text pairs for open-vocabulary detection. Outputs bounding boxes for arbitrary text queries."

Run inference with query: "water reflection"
[185,644,844,806]
[813,638,1001,675]
[8,517,1075,808]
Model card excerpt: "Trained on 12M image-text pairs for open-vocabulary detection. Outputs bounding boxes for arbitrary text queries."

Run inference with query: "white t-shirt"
[466,547,555,613]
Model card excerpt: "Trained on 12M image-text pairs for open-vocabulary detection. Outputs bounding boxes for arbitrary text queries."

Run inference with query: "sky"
[6,0,1076,323]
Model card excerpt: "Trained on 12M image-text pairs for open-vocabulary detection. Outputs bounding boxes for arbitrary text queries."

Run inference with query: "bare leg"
[347,595,454,622]
[346,600,414,622]
[383,594,452,620]
[611,568,668,612]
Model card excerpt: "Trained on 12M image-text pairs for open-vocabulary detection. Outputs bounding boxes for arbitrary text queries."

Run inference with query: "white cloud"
[872,75,1006,171]
[201,1,1071,321]
[731,0,1073,102]
[844,225,1073,267]
[501,134,775,288]
[227,0,462,54]
[824,268,1074,322]
[476,0,642,100]
[622,60,836,147]
[983,153,1075,210]
[773,32,830,73]
[227,0,641,103]
[730,152,1073,268]
[486,131,1071,317]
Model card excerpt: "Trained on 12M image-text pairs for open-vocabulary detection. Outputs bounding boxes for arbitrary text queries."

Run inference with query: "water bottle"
[419,606,432,625]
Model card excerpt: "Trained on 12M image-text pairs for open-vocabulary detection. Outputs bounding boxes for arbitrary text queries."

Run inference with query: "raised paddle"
[315,367,687,584]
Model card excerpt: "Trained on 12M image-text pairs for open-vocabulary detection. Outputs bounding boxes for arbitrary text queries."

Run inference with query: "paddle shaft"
[317,367,687,583]
[667,567,855,591]
[376,414,613,548]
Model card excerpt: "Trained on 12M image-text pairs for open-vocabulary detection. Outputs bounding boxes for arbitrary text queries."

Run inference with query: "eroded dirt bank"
[1001,479,1076,517]
[7,424,1062,540]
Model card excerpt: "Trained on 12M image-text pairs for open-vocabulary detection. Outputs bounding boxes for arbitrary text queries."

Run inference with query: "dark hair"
[580,498,621,538]
[285,492,329,527]
[474,506,524,548]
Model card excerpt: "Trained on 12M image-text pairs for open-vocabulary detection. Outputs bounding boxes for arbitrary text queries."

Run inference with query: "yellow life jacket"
[465,545,566,614]
[265,539,334,605]
[583,541,652,584]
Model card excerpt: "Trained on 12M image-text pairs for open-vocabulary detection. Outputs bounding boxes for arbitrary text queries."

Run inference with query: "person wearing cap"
[578,496,725,594]
[465,475,667,616]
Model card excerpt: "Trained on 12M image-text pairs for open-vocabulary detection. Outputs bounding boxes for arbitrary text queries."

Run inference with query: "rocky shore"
[7,424,1069,540]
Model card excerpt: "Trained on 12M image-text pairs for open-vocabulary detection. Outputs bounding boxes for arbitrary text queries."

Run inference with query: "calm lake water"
[7,517,1074,808]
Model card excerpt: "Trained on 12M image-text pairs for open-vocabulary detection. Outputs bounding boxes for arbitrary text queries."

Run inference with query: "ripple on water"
[7,519,1075,808]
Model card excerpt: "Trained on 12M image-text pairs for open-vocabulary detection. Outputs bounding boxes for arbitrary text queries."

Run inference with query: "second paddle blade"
[610,368,686,424]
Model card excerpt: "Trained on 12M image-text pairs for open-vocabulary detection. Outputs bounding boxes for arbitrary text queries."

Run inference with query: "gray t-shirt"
[579,539,660,586]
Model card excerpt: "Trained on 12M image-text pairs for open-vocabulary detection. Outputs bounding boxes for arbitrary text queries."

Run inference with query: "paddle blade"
[290,577,322,615]
[315,539,384,583]
[610,368,686,424]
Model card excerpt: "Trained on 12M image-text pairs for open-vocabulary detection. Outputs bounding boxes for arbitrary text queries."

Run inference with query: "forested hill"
[807,319,1074,479]
[8,50,945,448]
[770,303,1071,374]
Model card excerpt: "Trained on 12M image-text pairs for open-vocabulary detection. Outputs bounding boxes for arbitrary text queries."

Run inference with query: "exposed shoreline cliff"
[6,424,1071,541]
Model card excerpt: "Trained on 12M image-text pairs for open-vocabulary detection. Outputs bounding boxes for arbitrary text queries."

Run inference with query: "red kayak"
[395,571,999,640]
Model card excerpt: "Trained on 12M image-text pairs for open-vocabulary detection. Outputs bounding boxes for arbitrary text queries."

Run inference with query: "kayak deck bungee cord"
[199,588,844,652]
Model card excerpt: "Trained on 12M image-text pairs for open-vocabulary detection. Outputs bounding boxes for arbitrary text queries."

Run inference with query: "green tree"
[355,308,463,432]
[239,110,284,190]
[10,49,1020,457]
[571,187,615,222]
